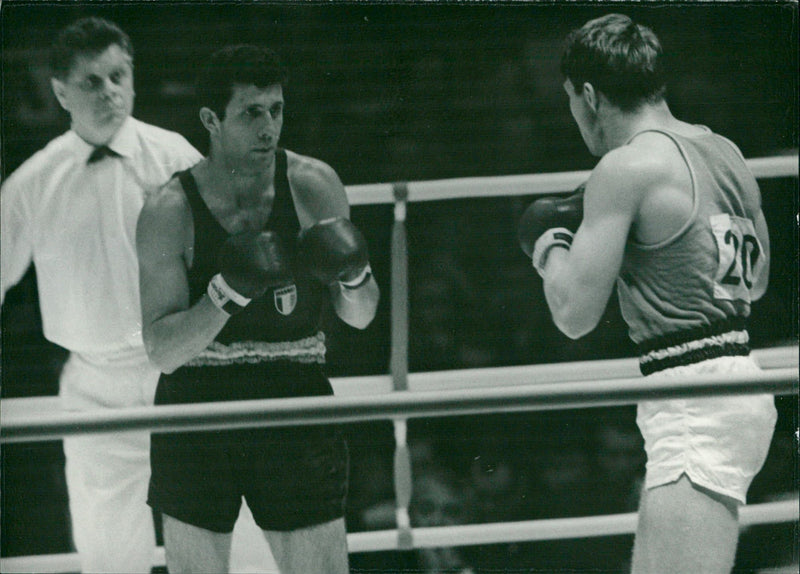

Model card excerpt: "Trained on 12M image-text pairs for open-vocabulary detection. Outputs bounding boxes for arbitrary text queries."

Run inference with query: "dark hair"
[561,13,666,111]
[50,17,133,79]
[197,45,288,120]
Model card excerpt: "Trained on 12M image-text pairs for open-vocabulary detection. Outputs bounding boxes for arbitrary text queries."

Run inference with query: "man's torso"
[2,117,201,355]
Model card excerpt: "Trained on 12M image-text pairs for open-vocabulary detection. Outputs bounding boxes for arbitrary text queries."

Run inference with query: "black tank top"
[178,149,326,347]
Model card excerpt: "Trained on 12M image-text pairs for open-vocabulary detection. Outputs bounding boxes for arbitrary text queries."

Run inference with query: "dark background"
[2,1,797,572]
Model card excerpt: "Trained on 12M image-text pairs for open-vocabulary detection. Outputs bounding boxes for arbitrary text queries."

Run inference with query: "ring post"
[391,182,413,549]
[391,181,409,393]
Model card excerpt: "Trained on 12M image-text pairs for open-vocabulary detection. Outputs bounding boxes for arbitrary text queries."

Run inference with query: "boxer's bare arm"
[288,151,379,329]
[137,179,228,374]
[543,148,649,338]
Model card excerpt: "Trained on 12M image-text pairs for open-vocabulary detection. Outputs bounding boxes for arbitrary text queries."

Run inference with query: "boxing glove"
[517,183,585,259]
[298,217,371,287]
[207,230,293,315]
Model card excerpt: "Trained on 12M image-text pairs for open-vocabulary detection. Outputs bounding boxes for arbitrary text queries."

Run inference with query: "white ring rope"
[2,497,797,573]
[1,361,796,442]
[344,154,798,205]
[3,345,795,427]
[335,344,798,395]
[349,497,800,551]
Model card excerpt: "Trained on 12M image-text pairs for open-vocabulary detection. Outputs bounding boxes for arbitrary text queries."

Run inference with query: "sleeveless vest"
[616,129,764,372]
[178,149,327,366]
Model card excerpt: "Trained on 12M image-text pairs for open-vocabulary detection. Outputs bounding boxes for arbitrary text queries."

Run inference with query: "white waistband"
[184,332,326,367]
[640,329,749,366]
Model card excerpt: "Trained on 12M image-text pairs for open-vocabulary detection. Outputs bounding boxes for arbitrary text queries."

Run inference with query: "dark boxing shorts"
[148,361,348,533]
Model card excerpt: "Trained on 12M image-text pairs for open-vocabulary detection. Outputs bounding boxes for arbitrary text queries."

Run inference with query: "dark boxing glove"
[518,184,585,277]
[298,217,371,288]
[518,183,585,259]
[207,230,293,315]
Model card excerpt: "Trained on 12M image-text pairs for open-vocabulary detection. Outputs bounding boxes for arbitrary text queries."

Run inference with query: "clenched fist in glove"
[298,217,372,289]
[518,183,585,277]
[207,230,293,315]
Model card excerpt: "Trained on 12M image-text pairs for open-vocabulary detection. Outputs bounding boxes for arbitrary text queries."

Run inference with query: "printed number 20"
[721,230,760,289]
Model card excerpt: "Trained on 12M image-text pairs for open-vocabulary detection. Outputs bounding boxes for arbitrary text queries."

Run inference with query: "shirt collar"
[74,117,140,163]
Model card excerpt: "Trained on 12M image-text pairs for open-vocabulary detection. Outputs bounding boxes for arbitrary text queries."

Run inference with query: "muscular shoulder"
[605,134,677,185]
[286,150,344,197]
[591,135,679,210]
[593,132,694,243]
[143,175,190,221]
[285,149,349,224]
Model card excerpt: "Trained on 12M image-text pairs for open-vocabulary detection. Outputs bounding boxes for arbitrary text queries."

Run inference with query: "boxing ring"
[1,154,798,572]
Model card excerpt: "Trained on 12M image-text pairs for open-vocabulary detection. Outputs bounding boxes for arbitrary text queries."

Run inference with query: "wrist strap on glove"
[338,264,373,290]
[207,273,252,315]
[532,228,574,278]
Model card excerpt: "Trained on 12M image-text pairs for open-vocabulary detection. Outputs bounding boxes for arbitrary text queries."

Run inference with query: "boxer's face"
[51,44,135,146]
[215,83,284,173]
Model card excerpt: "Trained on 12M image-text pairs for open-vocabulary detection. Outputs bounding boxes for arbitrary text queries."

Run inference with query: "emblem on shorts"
[274,284,297,316]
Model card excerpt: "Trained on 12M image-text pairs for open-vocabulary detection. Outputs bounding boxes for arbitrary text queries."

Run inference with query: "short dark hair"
[50,17,133,80]
[561,13,666,112]
[197,45,288,120]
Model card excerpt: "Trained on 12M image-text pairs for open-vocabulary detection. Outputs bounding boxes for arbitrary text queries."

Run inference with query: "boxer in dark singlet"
[137,44,379,574]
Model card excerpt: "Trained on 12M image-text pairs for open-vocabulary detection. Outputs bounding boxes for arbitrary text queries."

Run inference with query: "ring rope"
[1,365,796,443]
[2,346,794,421]
[350,496,800,551]
[344,155,797,205]
[1,497,796,573]
[329,344,798,396]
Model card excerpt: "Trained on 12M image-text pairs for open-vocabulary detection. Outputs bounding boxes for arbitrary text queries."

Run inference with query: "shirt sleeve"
[1,174,34,305]
[174,134,203,169]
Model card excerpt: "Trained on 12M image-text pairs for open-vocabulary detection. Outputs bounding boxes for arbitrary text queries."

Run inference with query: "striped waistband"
[638,320,750,376]
[184,332,326,367]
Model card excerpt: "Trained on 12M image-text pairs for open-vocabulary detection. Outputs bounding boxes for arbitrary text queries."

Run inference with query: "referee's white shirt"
[1,117,202,361]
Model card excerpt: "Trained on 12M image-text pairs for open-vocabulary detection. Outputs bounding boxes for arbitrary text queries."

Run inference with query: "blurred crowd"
[344,407,796,574]
[345,409,639,573]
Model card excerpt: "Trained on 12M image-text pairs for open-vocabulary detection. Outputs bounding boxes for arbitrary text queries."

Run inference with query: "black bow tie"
[87,145,121,164]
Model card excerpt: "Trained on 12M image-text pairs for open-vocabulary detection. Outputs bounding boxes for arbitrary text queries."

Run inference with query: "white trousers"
[63,429,155,573]
[60,351,278,573]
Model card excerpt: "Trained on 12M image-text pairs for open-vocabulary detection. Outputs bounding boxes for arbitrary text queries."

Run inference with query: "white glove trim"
[207,273,252,315]
[339,264,373,290]
[532,227,574,278]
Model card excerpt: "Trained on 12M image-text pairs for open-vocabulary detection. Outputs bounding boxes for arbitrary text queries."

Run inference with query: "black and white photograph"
[1,1,797,573]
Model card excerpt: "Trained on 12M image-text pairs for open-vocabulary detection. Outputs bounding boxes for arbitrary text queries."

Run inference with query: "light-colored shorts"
[637,355,777,504]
